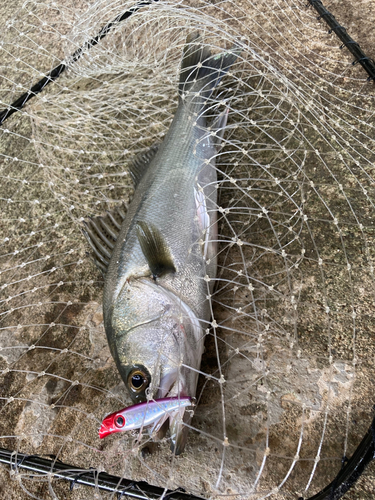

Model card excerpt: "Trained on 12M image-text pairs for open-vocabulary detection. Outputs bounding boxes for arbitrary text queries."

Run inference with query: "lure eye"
[128,369,149,393]
[115,415,125,428]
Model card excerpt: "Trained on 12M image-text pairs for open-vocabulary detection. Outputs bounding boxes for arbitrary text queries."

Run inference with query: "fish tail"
[178,32,240,108]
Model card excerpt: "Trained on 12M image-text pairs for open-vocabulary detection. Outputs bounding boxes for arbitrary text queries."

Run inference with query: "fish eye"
[128,369,149,393]
[115,415,125,428]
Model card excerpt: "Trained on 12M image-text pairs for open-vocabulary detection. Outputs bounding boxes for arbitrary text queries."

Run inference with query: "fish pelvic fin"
[179,32,241,107]
[136,221,176,279]
[129,144,159,187]
[82,203,126,274]
[169,407,192,455]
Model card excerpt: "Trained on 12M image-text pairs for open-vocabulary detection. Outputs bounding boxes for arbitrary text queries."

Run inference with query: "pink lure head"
[99,411,126,439]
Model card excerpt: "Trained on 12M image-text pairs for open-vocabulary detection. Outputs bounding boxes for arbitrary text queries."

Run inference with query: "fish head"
[110,278,204,404]
[98,409,127,439]
[116,316,188,403]
[109,278,204,453]
[118,318,201,455]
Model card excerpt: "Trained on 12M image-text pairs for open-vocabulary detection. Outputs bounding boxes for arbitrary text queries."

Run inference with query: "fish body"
[99,397,193,439]
[84,33,239,453]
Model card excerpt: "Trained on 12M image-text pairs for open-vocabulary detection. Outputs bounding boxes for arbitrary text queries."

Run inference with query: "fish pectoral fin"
[82,203,126,274]
[129,144,159,187]
[136,221,176,278]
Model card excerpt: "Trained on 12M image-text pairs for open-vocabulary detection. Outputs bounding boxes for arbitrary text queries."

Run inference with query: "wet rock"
[0,330,28,365]
[14,378,66,448]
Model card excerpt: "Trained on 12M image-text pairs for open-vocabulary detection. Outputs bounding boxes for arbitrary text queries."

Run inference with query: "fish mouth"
[98,414,118,439]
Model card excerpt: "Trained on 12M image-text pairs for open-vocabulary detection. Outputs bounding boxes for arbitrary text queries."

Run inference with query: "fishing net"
[1,0,374,498]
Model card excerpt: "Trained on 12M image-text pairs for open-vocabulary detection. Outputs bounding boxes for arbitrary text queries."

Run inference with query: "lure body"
[99,397,192,439]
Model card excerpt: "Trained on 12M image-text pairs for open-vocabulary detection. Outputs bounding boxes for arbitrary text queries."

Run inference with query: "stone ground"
[0,0,375,499]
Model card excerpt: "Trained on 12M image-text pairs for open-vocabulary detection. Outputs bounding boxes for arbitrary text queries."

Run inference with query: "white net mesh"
[1,0,374,498]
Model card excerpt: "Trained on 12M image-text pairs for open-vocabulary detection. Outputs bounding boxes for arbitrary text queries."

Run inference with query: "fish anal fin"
[129,144,159,187]
[136,221,176,278]
[194,187,210,260]
[211,108,229,148]
[82,203,127,274]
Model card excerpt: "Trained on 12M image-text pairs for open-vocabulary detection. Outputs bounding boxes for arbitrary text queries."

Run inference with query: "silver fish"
[84,33,239,453]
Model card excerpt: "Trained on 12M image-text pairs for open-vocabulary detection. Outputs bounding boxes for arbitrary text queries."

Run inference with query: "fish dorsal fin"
[129,144,159,187]
[136,221,176,278]
[82,204,126,274]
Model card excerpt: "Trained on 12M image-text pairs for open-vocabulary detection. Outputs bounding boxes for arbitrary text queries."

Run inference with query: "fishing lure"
[99,397,193,439]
